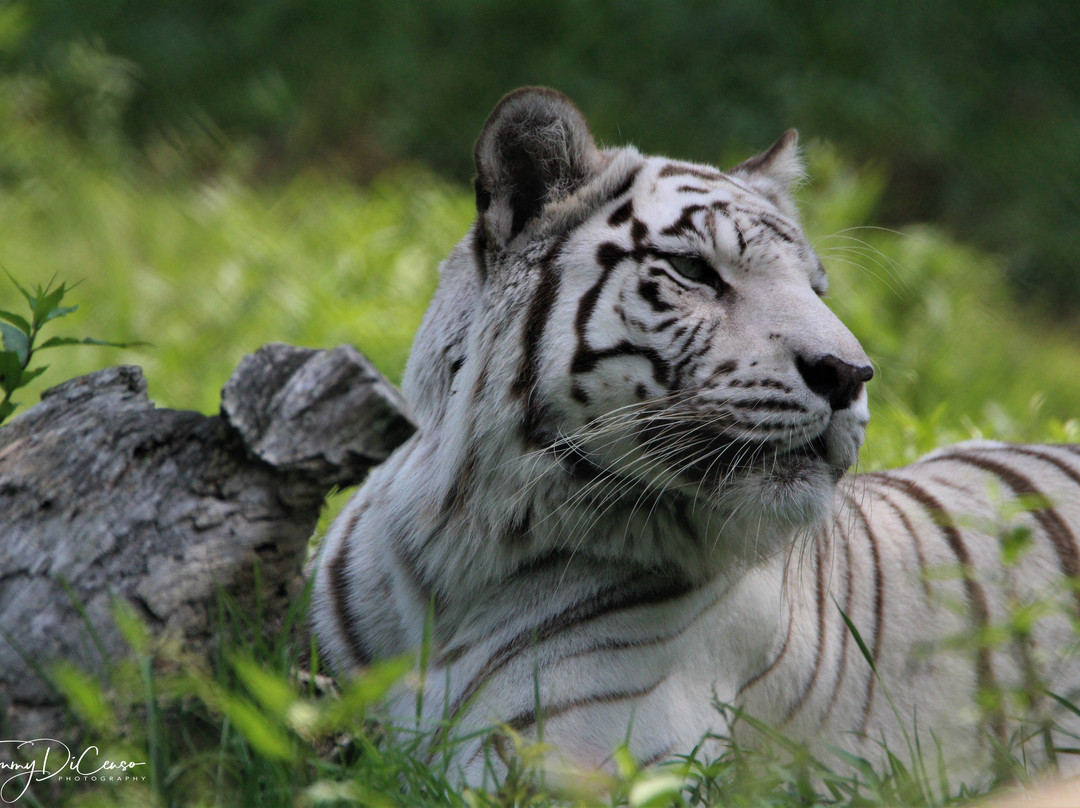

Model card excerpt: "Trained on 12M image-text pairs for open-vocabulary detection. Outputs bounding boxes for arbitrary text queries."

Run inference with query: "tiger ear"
[729,129,804,215]
[473,87,603,252]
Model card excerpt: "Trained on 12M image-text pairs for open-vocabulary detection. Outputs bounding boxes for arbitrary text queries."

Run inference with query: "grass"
[4,109,1080,806]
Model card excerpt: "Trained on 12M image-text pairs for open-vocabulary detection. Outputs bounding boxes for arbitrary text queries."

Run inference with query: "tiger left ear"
[729,129,804,215]
[473,87,603,253]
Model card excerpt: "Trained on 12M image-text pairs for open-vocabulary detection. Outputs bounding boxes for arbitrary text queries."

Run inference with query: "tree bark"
[0,343,413,740]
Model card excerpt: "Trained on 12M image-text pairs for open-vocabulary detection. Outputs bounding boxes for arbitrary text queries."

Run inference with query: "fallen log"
[0,343,413,740]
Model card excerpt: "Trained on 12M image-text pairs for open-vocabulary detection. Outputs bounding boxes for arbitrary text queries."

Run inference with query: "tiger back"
[310,88,1080,786]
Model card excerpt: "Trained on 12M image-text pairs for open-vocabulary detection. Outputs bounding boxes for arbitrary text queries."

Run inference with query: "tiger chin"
[311,88,1080,789]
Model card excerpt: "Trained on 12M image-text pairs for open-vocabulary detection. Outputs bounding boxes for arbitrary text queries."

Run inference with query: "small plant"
[0,270,139,425]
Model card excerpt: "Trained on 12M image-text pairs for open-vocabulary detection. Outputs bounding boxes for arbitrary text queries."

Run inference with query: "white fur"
[310,90,1080,788]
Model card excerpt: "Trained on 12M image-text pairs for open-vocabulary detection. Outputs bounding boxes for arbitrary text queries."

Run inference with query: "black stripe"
[728,398,808,413]
[710,201,747,254]
[572,243,625,361]
[571,342,672,387]
[659,204,706,238]
[505,679,666,735]
[846,492,885,734]
[463,676,665,770]
[639,742,675,768]
[648,264,695,293]
[876,490,933,599]
[869,473,1006,742]
[445,569,696,723]
[502,506,534,549]
[658,163,724,182]
[393,523,447,613]
[736,540,802,698]
[996,444,1080,490]
[736,617,792,697]
[328,505,371,667]
[677,320,705,355]
[603,166,642,207]
[925,449,1080,614]
[927,474,980,497]
[472,216,489,278]
[512,237,567,446]
[821,510,856,722]
[645,316,680,334]
[571,241,673,387]
[755,212,796,244]
[562,586,723,660]
[780,530,828,723]
[441,444,478,514]
[670,326,712,388]
[608,200,633,227]
[638,279,673,313]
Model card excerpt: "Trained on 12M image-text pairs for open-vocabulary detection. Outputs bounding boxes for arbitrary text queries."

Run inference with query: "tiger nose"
[796,354,874,411]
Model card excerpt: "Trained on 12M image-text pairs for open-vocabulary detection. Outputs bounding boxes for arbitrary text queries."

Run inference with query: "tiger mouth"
[557,420,837,489]
[713,433,829,471]
[650,429,835,487]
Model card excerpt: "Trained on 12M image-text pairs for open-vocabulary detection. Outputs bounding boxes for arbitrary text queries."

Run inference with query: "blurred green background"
[2,0,1079,466]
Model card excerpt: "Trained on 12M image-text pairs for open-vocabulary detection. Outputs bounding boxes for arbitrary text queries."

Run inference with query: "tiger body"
[311,88,1080,786]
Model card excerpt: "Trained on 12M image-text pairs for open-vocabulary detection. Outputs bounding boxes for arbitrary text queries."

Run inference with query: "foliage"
[0,122,470,413]
[23,575,1080,808]
[8,1,1080,311]
[0,272,137,425]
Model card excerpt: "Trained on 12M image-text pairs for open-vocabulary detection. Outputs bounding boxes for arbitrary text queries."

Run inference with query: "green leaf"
[111,598,153,655]
[0,323,28,364]
[42,304,78,323]
[36,335,148,351]
[231,655,296,717]
[20,365,47,386]
[0,350,23,394]
[217,693,294,761]
[1043,687,1080,719]
[51,661,117,733]
[31,283,68,327]
[1001,524,1034,566]
[835,599,877,674]
[0,309,30,334]
[0,400,15,423]
[321,655,410,729]
[629,772,687,808]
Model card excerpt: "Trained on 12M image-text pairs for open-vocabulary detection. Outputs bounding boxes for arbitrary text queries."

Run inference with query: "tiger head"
[405,88,872,550]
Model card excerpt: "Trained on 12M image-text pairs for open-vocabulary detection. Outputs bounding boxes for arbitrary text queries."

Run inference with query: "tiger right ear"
[729,130,805,216]
[473,87,603,252]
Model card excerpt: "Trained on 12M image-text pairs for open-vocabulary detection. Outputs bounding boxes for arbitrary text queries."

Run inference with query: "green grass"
[4,112,1080,806]
[0,163,472,415]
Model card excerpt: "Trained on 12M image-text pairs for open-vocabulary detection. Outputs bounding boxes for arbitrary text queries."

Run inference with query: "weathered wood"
[0,343,414,740]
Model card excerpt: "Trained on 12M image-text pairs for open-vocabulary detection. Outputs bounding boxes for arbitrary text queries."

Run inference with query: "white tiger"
[310,87,1080,787]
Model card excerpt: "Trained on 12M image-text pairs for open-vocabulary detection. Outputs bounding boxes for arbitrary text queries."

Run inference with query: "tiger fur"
[310,87,1080,786]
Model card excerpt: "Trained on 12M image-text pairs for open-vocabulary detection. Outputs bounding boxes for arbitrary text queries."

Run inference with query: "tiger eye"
[667,254,714,284]
[666,254,731,296]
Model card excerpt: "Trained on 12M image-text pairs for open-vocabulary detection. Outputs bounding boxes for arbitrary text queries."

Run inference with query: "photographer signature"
[0,739,146,803]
